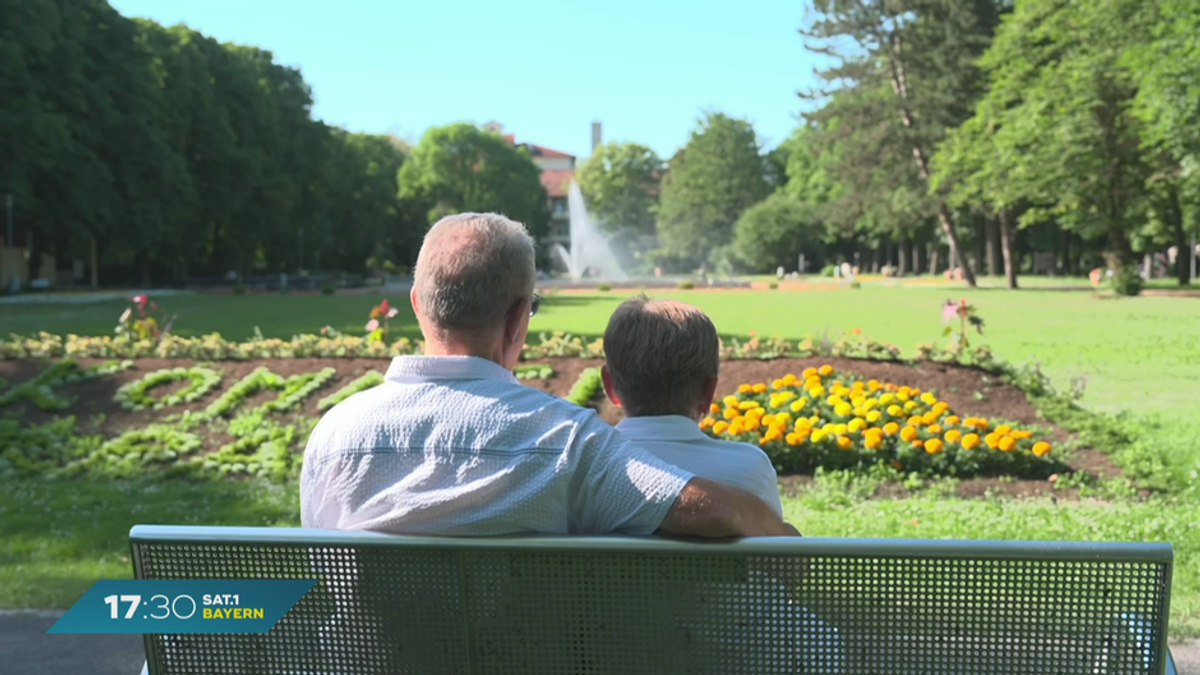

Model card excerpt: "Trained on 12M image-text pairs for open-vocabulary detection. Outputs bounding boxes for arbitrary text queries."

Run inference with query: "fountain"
[551,182,629,281]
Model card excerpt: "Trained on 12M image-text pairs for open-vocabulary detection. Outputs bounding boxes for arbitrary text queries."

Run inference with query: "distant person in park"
[301,212,793,539]
[601,295,843,672]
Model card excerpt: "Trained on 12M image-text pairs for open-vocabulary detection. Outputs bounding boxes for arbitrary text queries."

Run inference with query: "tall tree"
[732,193,827,272]
[398,123,550,243]
[802,0,1006,286]
[576,141,661,235]
[656,112,771,265]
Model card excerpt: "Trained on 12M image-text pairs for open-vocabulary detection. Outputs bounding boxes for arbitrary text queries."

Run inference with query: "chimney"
[591,121,602,153]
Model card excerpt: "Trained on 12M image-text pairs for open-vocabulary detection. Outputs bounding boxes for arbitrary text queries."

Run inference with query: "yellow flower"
[762,413,776,426]
[836,435,853,449]
[971,417,990,430]
[795,418,812,431]
[904,401,918,412]
[927,424,942,435]
[729,420,745,435]
[723,407,739,420]
[961,433,981,450]
[771,378,786,390]
[896,391,911,403]
[785,432,804,446]
[998,436,1016,452]
[762,427,783,443]
[723,395,739,408]
[834,402,853,417]
[769,391,796,408]
[745,416,762,432]
[1032,441,1052,457]
[883,422,900,436]
[818,364,833,376]
[865,410,882,423]
[801,367,818,379]
[826,394,844,407]
[864,432,883,450]
[833,423,848,436]
[879,393,896,405]
[887,405,904,417]
[932,402,950,416]
[984,433,1001,449]
[775,412,792,426]
[738,384,753,394]
[920,392,938,406]
[847,418,867,433]
[752,383,767,393]
[944,415,960,427]
[808,386,826,398]
[1011,429,1033,440]
[810,429,828,443]
[790,398,809,412]
[712,421,729,435]
[925,438,944,454]
[944,429,962,444]
[738,400,760,411]
[900,426,918,442]
[911,439,925,449]
[781,373,798,386]
[867,379,882,392]
[995,424,1012,436]
[907,415,924,427]
[700,416,716,429]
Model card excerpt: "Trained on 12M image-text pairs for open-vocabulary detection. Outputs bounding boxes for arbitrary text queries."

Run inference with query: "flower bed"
[701,365,1060,478]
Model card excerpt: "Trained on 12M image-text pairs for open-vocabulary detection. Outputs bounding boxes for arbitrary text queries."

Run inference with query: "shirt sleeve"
[755,454,785,519]
[568,420,694,535]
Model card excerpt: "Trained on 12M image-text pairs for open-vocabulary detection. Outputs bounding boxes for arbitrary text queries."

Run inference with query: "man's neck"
[422,337,505,366]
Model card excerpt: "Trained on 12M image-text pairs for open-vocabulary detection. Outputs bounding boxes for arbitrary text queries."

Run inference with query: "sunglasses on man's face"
[508,293,542,319]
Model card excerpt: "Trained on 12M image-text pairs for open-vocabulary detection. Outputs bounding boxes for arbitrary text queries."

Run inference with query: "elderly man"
[301,212,791,538]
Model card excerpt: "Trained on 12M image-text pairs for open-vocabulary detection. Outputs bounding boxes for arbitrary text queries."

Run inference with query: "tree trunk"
[1000,208,1019,290]
[898,240,909,276]
[880,32,977,286]
[1061,229,1071,276]
[912,241,921,275]
[986,217,999,275]
[974,220,985,278]
[90,234,99,288]
[929,247,940,275]
[1166,183,1189,286]
[871,248,879,273]
[26,230,44,284]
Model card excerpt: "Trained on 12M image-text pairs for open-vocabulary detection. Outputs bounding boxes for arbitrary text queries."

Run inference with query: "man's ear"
[503,297,528,344]
[601,366,622,407]
[698,376,719,416]
[409,286,420,316]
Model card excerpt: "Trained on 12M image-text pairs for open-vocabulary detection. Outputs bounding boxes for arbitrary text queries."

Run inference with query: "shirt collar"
[616,415,708,442]
[385,355,518,385]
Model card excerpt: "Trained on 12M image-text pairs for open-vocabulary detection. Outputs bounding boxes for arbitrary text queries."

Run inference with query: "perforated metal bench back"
[130,526,1173,675]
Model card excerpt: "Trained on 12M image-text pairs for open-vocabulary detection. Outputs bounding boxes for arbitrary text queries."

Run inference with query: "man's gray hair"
[604,295,721,417]
[414,213,536,334]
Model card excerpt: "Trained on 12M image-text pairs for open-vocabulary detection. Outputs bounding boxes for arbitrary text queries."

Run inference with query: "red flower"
[380,299,390,314]
[852,327,862,335]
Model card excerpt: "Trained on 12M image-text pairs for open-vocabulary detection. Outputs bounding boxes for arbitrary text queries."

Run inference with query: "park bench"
[130,525,1178,674]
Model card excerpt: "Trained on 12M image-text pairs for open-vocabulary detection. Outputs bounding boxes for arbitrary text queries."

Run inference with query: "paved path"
[3,609,1196,674]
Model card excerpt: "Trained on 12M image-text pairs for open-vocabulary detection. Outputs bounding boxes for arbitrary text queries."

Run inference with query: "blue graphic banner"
[47,579,318,634]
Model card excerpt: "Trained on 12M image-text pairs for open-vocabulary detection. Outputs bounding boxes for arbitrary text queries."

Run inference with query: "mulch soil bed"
[1,356,1122,498]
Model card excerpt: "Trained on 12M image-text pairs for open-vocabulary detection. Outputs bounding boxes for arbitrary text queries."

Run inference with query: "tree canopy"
[576,141,661,236]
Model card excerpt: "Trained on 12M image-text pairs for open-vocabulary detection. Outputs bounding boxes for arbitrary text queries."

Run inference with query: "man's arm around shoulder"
[656,477,800,538]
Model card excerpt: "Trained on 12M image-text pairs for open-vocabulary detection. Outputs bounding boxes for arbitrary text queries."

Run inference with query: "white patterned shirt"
[301,355,693,535]
[616,415,784,518]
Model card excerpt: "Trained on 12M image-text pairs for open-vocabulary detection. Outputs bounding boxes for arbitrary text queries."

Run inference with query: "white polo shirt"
[615,415,784,518]
[300,355,693,535]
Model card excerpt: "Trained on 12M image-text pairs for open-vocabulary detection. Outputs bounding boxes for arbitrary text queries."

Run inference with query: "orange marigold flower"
[927,424,943,435]
[900,426,918,442]
[944,415,960,427]
[713,421,730,435]
[1032,441,1052,457]
[998,436,1016,452]
[912,439,925,449]
[710,403,721,414]
[925,438,944,454]
[738,384,753,394]
[818,365,833,376]
[752,383,767,393]
[944,429,962,444]
[907,415,924,427]
[837,436,853,449]
[984,433,1001,449]
[883,422,900,436]
[961,433,981,450]
[802,367,818,379]
[995,424,1012,436]
[864,433,883,450]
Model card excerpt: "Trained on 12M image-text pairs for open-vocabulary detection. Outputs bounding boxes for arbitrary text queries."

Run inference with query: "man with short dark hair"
[602,295,783,517]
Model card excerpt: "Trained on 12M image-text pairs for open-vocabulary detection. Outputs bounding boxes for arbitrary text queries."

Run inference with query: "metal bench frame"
[130,525,1178,674]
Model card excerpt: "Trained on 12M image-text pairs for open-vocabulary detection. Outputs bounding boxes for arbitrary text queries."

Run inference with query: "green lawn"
[1,286,1198,635]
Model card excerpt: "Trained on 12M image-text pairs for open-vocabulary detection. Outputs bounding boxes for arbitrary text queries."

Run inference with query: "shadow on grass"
[0,477,300,608]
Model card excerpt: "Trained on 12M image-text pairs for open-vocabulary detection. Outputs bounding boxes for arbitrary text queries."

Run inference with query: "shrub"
[1110,267,1143,296]
[821,264,837,277]
[566,368,603,407]
[596,282,612,292]
[850,281,862,289]
[702,365,1062,478]
[678,279,695,290]
[319,282,336,295]
[768,281,779,290]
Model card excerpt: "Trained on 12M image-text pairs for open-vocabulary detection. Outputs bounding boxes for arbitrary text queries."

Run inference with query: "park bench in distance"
[129,525,1178,674]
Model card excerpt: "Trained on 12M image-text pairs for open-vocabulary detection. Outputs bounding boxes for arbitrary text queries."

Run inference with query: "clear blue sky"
[110,0,825,159]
